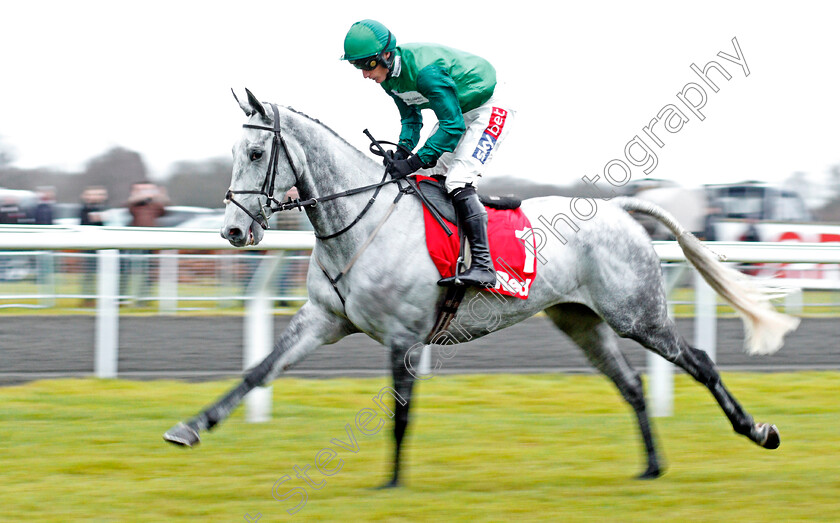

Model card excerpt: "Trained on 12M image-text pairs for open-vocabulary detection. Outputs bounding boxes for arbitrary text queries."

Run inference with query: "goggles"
[351,56,380,71]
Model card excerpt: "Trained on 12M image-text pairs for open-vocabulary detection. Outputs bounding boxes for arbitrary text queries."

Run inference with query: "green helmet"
[341,19,396,62]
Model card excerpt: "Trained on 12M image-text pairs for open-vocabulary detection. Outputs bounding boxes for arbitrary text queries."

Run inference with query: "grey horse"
[164,89,799,485]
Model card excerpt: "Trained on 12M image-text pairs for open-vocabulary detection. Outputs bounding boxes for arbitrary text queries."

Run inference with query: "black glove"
[381,145,411,166]
[387,154,425,179]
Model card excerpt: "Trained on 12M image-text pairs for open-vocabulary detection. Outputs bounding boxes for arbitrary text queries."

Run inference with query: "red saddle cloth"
[420,181,537,300]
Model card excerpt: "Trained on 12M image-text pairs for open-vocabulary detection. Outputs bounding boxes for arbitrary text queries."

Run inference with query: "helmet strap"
[377,32,396,76]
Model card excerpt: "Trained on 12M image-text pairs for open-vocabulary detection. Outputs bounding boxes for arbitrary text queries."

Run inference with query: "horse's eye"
[250,150,263,162]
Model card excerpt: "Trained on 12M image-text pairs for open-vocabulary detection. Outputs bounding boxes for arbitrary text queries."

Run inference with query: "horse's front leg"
[377,336,422,489]
[163,302,352,446]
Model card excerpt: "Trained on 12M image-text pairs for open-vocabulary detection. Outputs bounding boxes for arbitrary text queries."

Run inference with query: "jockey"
[341,19,514,288]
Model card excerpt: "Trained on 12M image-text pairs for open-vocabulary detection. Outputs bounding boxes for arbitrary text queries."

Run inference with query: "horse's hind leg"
[544,303,662,479]
[620,317,780,450]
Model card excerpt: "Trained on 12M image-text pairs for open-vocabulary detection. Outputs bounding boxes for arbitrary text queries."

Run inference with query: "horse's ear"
[232,88,253,116]
[245,88,268,120]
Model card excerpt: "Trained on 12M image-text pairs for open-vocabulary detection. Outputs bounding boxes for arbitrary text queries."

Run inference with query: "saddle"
[413,176,535,344]
[416,177,521,226]
[414,175,536,301]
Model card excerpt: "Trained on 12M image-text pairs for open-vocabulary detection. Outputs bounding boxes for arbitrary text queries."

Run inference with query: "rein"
[290,173,398,240]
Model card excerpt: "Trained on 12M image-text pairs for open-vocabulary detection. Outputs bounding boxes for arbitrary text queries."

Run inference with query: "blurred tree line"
[0,139,14,168]
[165,158,232,208]
[0,139,231,209]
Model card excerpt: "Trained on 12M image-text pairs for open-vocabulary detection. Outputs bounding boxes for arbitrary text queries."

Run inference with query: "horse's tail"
[614,197,800,355]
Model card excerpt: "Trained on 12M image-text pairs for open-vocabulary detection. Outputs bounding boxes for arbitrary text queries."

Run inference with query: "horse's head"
[222,88,299,247]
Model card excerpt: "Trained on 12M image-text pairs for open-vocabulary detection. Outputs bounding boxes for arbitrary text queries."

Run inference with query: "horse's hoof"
[372,478,400,490]
[163,422,201,448]
[756,423,780,449]
[636,465,662,480]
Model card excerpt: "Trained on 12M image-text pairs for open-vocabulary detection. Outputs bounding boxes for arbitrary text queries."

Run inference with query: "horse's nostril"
[228,227,243,239]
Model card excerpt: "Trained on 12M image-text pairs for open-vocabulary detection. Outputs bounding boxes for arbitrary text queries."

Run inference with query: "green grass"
[2,373,839,521]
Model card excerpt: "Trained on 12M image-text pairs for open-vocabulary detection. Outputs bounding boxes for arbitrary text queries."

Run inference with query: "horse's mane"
[285,106,370,161]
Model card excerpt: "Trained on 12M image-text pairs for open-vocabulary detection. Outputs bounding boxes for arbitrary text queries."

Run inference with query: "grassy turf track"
[1,372,838,521]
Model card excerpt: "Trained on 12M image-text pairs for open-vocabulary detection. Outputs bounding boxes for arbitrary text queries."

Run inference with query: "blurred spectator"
[701,205,722,241]
[0,196,21,280]
[122,182,169,305]
[127,182,168,227]
[740,219,761,276]
[32,187,57,301]
[271,187,309,231]
[34,186,55,225]
[79,187,109,306]
[741,220,761,242]
[79,186,108,226]
[0,196,19,224]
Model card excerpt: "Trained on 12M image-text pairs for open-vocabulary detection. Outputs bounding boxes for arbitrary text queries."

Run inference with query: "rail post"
[694,270,717,362]
[243,253,283,422]
[158,249,178,315]
[647,263,684,417]
[95,249,120,378]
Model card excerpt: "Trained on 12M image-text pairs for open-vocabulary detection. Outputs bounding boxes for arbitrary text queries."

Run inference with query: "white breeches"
[421,95,515,193]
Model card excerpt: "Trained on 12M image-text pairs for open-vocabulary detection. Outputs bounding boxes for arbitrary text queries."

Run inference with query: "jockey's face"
[361,52,391,84]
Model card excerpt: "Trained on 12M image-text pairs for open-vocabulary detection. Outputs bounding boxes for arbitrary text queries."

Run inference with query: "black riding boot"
[438,186,496,288]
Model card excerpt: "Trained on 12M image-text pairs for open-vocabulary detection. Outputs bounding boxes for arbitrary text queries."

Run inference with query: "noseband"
[224,103,301,230]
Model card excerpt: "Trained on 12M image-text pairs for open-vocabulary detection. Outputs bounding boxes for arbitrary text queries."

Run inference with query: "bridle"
[224,103,300,231]
[224,102,403,240]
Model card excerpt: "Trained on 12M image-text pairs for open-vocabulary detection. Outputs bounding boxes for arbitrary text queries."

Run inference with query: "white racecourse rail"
[1,225,839,419]
[0,225,314,422]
